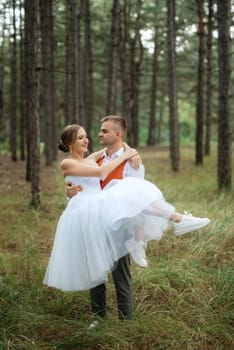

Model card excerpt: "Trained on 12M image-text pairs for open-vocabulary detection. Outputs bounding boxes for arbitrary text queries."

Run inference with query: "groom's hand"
[66,182,83,198]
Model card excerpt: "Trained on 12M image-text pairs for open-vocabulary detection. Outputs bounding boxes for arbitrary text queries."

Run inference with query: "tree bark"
[157,89,166,145]
[217,0,232,190]
[64,1,72,125]
[40,0,57,165]
[0,5,6,146]
[205,0,213,156]
[19,0,25,161]
[77,0,85,126]
[167,0,180,171]
[147,20,159,146]
[106,0,121,115]
[120,0,131,131]
[68,0,79,123]
[9,0,18,161]
[128,0,143,147]
[24,0,40,207]
[83,0,94,150]
[195,0,205,165]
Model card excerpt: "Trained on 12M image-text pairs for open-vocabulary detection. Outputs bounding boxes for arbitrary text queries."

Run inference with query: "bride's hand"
[122,142,130,150]
[129,154,142,170]
[124,147,138,160]
[122,143,142,169]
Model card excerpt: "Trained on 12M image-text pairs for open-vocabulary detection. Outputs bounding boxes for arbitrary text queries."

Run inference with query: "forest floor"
[0,146,233,350]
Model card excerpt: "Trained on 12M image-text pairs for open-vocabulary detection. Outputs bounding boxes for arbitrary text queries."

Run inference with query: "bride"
[43,124,210,291]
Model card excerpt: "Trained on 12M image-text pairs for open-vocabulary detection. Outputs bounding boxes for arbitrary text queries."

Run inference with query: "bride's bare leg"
[170,212,183,223]
[135,229,145,241]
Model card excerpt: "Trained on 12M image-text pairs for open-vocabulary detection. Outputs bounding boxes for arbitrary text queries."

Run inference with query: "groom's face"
[98,120,121,147]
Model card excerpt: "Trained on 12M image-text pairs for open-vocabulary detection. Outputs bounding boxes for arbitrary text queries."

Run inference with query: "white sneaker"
[174,214,210,236]
[125,239,148,268]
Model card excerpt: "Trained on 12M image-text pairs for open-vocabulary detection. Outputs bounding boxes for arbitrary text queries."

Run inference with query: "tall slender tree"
[217,0,232,190]
[128,0,144,146]
[120,0,130,128]
[83,0,93,149]
[205,0,213,156]
[120,0,143,146]
[167,0,179,171]
[157,89,166,144]
[0,4,6,146]
[24,0,40,207]
[77,0,85,125]
[68,0,79,123]
[19,0,25,160]
[9,0,17,161]
[147,6,160,146]
[106,0,121,115]
[64,1,72,125]
[40,0,57,165]
[146,1,166,147]
[195,0,205,165]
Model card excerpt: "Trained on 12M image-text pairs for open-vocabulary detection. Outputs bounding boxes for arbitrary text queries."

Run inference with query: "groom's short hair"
[100,115,127,136]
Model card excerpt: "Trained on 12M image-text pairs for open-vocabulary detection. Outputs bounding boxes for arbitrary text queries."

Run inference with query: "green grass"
[0,147,233,350]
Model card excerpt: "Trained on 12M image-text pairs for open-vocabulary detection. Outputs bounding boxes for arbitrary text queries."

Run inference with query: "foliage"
[0,0,233,150]
[0,147,233,349]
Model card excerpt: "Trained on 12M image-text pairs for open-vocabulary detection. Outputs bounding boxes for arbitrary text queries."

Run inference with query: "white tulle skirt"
[43,177,175,291]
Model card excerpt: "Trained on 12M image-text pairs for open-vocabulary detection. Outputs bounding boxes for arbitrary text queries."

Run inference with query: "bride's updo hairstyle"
[58,124,81,153]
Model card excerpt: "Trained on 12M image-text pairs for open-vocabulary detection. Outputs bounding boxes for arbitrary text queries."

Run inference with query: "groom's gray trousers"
[89,253,133,320]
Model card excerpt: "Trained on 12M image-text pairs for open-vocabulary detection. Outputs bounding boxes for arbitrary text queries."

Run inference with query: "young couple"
[43,115,210,320]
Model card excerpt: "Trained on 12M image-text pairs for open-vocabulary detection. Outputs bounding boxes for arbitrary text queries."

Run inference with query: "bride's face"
[74,127,89,153]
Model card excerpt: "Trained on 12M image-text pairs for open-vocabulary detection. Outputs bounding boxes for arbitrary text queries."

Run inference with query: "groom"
[66,115,144,322]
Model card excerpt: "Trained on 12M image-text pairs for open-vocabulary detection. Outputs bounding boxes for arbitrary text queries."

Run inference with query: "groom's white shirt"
[101,147,145,179]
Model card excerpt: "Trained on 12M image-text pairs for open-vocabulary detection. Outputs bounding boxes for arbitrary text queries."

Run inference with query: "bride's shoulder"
[61,157,82,165]
[60,158,83,172]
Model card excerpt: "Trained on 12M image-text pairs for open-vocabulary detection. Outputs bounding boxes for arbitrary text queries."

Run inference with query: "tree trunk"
[217,0,232,190]
[0,5,6,146]
[9,0,18,161]
[64,1,72,125]
[83,0,94,150]
[129,40,142,147]
[120,0,131,131]
[167,0,180,171]
[147,20,159,146]
[128,0,143,147]
[157,90,166,144]
[40,0,57,165]
[24,0,40,208]
[77,0,85,126]
[106,0,121,115]
[68,0,79,123]
[19,0,25,161]
[204,0,213,156]
[195,0,205,165]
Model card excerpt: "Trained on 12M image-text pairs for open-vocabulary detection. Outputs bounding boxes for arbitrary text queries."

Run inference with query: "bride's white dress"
[43,176,175,291]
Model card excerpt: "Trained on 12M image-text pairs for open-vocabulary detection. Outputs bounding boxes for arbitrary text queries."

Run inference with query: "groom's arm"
[66,182,83,198]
